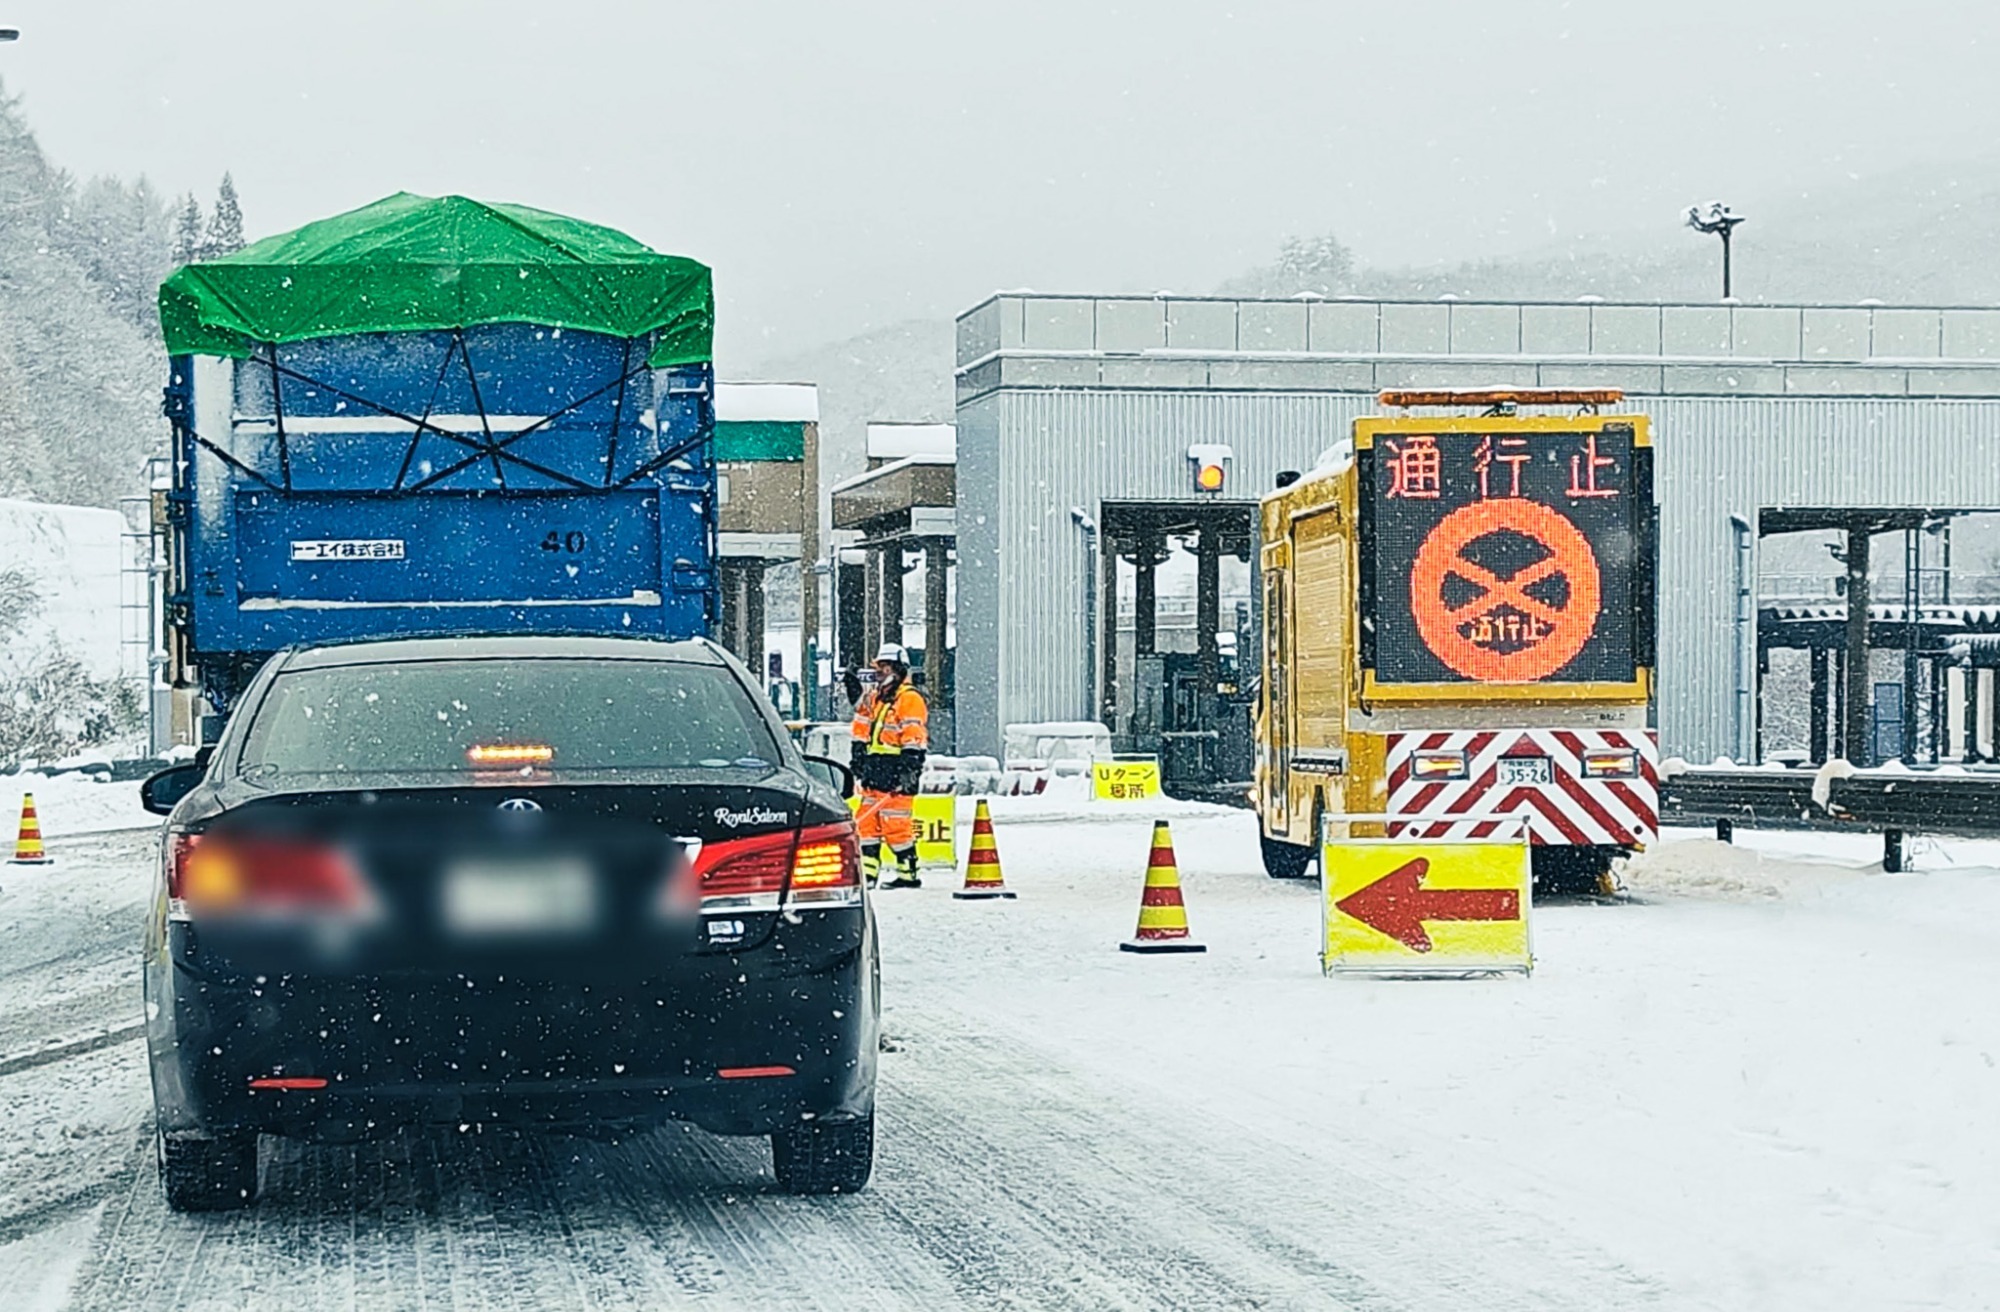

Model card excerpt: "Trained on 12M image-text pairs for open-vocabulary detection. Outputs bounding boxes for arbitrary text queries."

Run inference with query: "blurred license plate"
[1496,757,1553,785]
[443,859,596,935]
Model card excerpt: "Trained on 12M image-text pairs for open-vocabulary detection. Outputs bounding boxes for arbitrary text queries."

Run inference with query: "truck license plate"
[442,859,596,935]
[1495,757,1553,785]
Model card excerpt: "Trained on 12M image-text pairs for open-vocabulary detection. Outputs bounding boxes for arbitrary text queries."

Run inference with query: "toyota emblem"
[497,797,543,814]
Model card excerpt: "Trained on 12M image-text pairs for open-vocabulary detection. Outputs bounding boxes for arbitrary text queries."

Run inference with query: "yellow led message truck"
[1254,389,1659,890]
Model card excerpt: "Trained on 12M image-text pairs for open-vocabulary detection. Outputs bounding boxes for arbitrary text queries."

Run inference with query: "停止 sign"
[847,792,957,868]
[1092,758,1162,802]
[1362,422,1647,687]
[1321,833,1532,976]
[912,794,956,867]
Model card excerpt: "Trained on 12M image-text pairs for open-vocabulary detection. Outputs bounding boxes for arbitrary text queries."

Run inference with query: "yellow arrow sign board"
[1321,836,1532,976]
[847,793,957,868]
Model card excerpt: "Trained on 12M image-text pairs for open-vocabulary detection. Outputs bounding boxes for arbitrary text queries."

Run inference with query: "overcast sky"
[6,1,1998,365]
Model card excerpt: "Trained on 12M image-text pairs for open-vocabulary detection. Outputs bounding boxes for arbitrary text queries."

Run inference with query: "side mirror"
[800,754,854,799]
[140,761,207,816]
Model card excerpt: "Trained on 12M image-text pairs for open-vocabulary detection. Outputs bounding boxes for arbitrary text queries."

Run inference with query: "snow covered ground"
[3,789,1997,1310]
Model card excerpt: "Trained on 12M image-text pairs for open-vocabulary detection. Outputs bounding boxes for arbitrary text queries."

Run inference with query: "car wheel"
[1260,832,1315,880]
[159,1129,260,1212]
[772,1113,874,1195]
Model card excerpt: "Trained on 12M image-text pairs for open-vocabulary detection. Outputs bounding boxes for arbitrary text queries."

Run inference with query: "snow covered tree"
[172,194,203,264]
[1274,233,1355,297]
[204,172,243,257]
[1215,230,1357,298]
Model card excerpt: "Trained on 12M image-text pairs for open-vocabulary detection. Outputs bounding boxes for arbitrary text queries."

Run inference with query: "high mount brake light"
[167,832,375,921]
[467,743,555,766]
[688,821,861,913]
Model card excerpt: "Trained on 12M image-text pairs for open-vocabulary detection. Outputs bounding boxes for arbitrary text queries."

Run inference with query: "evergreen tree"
[172,194,203,264]
[204,172,243,257]
[1274,233,1354,297]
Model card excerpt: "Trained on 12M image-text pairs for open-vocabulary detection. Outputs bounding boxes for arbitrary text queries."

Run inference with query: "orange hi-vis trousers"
[857,787,915,849]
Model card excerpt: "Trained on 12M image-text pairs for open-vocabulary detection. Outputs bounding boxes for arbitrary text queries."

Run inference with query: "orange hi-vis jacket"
[851,684,929,758]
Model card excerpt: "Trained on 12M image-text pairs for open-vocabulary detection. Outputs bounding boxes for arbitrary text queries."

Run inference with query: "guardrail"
[1660,766,2000,872]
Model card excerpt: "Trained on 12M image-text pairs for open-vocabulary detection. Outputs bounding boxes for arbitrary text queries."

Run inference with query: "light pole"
[1685,201,1746,299]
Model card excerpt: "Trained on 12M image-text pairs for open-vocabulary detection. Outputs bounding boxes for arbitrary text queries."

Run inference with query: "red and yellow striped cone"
[10,793,52,865]
[953,799,1017,900]
[1120,819,1204,954]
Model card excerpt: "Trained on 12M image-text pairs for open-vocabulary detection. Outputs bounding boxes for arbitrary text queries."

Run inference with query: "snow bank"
[0,775,153,839]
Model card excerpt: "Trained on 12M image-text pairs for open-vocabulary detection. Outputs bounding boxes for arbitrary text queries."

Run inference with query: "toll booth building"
[953,294,2000,766]
[830,423,957,749]
[714,383,821,692]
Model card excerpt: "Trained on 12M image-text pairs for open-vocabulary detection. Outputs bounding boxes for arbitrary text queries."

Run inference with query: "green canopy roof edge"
[159,192,714,367]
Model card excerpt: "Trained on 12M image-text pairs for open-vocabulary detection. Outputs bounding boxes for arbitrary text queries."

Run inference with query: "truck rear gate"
[157,194,719,725]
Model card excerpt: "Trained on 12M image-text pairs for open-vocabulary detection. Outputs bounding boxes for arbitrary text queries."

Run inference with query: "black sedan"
[141,635,878,1210]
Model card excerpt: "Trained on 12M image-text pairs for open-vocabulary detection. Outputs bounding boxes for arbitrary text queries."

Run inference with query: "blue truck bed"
[163,323,717,723]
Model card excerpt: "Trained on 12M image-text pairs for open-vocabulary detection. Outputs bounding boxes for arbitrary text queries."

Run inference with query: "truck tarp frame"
[158,192,713,368]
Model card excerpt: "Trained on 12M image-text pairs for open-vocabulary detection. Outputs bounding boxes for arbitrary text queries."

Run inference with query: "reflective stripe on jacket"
[850,684,929,755]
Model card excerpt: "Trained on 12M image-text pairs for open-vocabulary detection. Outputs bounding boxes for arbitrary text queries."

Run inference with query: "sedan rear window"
[238,659,779,777]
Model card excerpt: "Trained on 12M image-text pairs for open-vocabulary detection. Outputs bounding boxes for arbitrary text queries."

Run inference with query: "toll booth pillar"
[1196,525,1221,702]
[1100,531,1119,729]
[863,547,884,660]
[924,538,953,751]
[836,551,869,678]
[881,545,905,652]
[716,559,767,666]
[1134,547,1158,656]
[1842,527,1872,764]
[1809,645,1831,764]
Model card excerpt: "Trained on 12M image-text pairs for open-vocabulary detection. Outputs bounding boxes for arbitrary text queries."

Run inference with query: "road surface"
[3,801,1996,1310]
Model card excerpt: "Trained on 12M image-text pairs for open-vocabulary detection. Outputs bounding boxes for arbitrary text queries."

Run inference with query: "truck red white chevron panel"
[1384,728,1659,847]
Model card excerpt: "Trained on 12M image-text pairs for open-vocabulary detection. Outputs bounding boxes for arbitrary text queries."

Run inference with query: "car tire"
[772,1114,874,1195]
[1260,832,1315,880]
[159,1129,260,1212]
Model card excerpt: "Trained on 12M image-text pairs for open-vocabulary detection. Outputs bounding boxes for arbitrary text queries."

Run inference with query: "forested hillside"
[0,81,173,508]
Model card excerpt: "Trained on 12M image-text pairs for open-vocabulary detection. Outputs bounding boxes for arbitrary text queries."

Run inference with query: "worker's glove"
[850,739,867,771]
[896,748,927,796]
[841,667,863,706]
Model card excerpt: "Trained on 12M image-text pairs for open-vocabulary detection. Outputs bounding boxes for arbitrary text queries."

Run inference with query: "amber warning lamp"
[1188,443,1232,494]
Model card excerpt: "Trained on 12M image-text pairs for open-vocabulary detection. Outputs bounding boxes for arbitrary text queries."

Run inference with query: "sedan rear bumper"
[148,922,878,1142]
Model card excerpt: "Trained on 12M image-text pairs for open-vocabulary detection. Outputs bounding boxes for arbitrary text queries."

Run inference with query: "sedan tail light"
[691,822,861,913]
[166,832,376,922]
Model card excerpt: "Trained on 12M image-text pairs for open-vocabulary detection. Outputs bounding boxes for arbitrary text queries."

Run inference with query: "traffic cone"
[10,793,52,865]
[1120,820,1204,953]
[953,799,1017,900]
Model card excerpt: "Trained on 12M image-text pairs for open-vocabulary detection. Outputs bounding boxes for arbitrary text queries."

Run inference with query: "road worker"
[844,643,929,888]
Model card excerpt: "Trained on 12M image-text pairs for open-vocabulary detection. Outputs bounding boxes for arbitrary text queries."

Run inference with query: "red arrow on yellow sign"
[1334,856,1521,953]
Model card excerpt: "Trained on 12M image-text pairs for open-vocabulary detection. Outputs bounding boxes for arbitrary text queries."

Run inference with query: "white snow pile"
[0,775,152,839]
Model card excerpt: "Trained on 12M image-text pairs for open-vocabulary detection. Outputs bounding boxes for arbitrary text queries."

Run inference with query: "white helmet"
[874,643,909,666]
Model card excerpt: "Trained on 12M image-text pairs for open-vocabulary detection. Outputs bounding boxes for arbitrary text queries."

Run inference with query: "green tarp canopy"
[159,192,713,368]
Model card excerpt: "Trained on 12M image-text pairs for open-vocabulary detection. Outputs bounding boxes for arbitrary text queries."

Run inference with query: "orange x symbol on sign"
[1446,554,1566,629]
[1409,498,1605,682]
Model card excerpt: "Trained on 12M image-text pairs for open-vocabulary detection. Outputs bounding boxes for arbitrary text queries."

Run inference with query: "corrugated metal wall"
[958,387,2000,763]
[1651,397,2000,760]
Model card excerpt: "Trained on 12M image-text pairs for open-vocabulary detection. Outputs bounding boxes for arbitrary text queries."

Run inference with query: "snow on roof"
[866,422,955,460]
[715,382,819,423]
[827,453,955,496]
